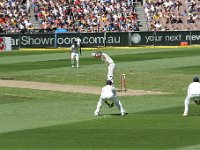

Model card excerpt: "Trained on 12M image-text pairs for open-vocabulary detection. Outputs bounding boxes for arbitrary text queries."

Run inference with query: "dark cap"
[193,76,199,82]
[106,80,113,85]
[96,51,102,55]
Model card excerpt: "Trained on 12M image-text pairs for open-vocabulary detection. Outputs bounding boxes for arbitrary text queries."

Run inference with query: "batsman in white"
[94,80,126,116]
[70,40,79,68]
[92,51,115,84]
[183,76,200,117]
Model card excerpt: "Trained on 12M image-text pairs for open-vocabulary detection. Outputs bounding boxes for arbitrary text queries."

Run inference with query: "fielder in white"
[92,51,115,84]
[75,37,81,55]
[183,76,200,116]
[94,80,126,116]
[70,41,79,68]
[75,37,81,47]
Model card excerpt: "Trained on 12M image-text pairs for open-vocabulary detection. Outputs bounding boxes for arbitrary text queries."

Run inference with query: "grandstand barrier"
[0,30,199,50]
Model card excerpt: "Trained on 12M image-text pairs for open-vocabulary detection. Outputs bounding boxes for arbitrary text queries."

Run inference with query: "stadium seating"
[144,0,200,31]
[0,0,199,33]
[32,0,140,33]
[0,1,31,33]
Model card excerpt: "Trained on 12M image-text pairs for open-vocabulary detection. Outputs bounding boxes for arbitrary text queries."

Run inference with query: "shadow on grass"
[136,104,200,116]
[99,113,129,116]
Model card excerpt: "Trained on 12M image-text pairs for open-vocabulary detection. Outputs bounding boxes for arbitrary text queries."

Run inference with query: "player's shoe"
[121,112,126,116]
[94,112,99,116]
[183,113,188,117]
[72,65,75,68]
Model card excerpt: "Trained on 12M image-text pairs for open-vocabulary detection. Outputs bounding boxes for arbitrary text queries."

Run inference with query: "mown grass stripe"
[1,48,200,72]
[1,47,200,150]
[0,113,199,150]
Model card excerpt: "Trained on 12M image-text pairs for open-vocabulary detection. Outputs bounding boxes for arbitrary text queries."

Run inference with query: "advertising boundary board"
[0,31,199,49]
[0,37,12,51]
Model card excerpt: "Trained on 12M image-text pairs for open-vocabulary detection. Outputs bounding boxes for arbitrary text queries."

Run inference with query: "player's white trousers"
[71,53,79,67]
[107,63,115,82]
[184,94,200,115]
[94,96,125,114]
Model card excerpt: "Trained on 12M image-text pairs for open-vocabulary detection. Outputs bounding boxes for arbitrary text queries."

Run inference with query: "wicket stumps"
[120,74,127,92]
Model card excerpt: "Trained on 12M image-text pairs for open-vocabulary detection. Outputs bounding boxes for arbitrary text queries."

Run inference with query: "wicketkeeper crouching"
[94,80,126,116]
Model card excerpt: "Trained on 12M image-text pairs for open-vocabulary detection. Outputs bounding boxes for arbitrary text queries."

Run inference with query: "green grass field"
[1,47,200,150]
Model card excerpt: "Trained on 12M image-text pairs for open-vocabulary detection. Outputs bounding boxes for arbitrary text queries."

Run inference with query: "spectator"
[170,14,177,24]
[177,15,183,23]
[175,0,182,11]
[187,15,195,23]
[132,22,140,31]
[154,21,162,30]
[0,24,4,33]
[161,26,169,31]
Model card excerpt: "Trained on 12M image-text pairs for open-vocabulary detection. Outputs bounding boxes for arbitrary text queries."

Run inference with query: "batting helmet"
[96,51,102,55]
[106,80,113,85]
[193,76,199,82]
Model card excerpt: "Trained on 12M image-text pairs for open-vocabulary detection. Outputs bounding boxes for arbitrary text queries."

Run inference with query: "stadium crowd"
[0,0,31,33]
[144,0,200,31]
[0,0,139,33]
[32,0,139,32]
[0,0,199,33]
